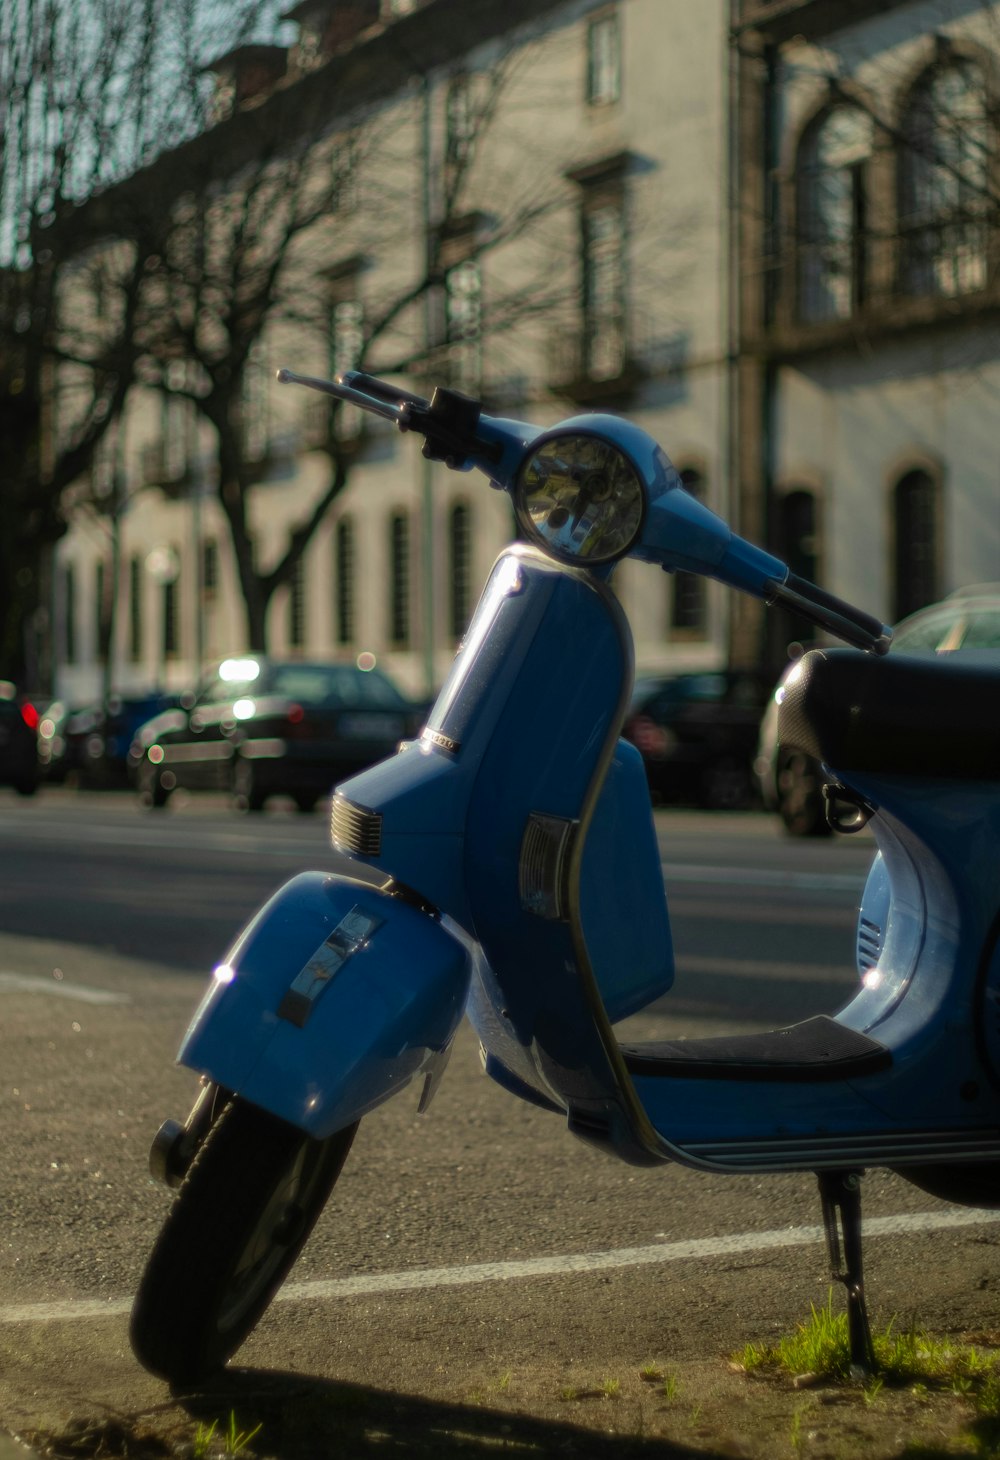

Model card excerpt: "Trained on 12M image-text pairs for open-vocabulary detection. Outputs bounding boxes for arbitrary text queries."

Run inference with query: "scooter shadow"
[173,1366,722,1459]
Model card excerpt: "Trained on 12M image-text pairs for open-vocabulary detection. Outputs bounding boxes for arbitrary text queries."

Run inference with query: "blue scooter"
[130,369,1000,1386]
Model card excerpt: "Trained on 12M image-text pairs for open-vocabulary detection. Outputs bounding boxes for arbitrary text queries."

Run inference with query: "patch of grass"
[600,1377,621,1400]
[192,1412,263,1458]
[739,1289,1000,1417]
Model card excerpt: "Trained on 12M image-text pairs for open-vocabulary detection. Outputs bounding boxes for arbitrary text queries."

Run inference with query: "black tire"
[138,763,171,809]
[699,755,754,811]
[776,751,832,837]
[292,791,320,814]
[130,1097,358,1386]
[232,759,266,813]
[897,1163,1000,1209]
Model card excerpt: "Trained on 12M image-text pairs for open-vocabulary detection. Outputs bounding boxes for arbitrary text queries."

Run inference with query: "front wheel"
[130,1097,358,1386]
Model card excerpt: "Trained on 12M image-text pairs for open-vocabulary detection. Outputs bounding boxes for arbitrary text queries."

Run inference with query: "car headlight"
[514,432,645,566]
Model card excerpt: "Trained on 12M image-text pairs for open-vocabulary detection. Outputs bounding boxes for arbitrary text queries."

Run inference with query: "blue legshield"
[178,872,471,1137]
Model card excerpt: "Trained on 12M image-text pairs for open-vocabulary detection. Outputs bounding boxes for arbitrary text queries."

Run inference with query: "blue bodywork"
[179,872,470,1138]
[173,399,1000,1181]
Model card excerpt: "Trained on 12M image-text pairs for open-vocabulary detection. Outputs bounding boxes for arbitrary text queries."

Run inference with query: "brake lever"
[276,368,416,426]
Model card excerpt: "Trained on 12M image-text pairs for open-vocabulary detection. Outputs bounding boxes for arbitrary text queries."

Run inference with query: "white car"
[755,585,1000,836]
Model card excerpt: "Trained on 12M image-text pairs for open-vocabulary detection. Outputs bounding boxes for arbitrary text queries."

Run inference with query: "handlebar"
[276,368,498,469]
[766,573,893,655]
[278,365,892,654]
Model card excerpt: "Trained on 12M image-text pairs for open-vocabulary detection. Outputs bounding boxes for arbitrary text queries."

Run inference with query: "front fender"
[179,872,471,1137]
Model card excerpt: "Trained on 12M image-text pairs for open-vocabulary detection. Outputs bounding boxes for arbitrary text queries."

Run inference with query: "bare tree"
[0,0,280,685]
[127,35,578,652]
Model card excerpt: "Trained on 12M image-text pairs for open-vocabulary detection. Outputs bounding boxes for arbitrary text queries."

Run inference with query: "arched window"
[893,469,941,621]
[899,60,990,298]
[388,511,410,648]
[449,501,472,641]
[778,489,820,644]
[334,517,355,646]
[670,468,707,634]
[288,558,306,649]
[797,106,874,322]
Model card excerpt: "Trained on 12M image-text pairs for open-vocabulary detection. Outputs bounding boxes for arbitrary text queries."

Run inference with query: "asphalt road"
[1,788,999,1454]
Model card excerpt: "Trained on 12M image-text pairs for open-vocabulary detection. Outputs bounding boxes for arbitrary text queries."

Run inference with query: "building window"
[445,75,475,174]
[242,342,269,463]
[202,538,219,597]
[335,517,355,646]
[449,501,473,641]
[445,257,482,394]
[582,186,627,379]
[899,60,990,298]
[161,361,190,483]
[289,558,306,649]
[331,294,364,439]
[797,106,874,322]
[893,468,940,621]
[587,11,621,107]
[91,434,116,503]
[95,559,105,662]
[62,563,77,665]
[670,469,707,634]
[778,489,820,643]
[129,555,143,662]
[163,578,179,660]
[388,511,410,648]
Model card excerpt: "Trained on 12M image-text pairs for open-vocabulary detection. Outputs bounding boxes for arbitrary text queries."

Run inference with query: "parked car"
[0,681,40,796]
[40,693,182,786]
[130,655,428,812]
[755,584,1000,836]
[37,699,83,782]
[623,670,770,809]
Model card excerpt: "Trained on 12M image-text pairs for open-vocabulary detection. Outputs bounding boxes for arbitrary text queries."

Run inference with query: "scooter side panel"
[179,872,471,1138]
[459,563,669,1162]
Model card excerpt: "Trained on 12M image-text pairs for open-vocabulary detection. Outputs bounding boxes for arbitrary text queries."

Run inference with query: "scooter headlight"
[514,432,645,566]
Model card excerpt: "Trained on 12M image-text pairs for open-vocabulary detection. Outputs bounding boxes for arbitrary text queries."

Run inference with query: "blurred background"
[2,0,998,821]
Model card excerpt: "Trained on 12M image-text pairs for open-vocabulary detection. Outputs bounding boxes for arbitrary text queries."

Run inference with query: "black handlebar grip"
[780,574,893,654]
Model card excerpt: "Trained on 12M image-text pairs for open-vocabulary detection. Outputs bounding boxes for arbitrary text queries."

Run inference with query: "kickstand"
[817,1169,877,1377]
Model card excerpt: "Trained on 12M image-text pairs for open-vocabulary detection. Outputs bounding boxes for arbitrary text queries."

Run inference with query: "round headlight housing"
[514,432,645,566]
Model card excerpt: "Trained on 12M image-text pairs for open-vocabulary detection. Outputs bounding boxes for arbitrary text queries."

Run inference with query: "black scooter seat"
[778,649,1000,780]
[620,1014,891,1083]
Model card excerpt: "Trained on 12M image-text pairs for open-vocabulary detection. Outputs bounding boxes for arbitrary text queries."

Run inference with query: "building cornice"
[734,0,911,45]
[64,0,575,249]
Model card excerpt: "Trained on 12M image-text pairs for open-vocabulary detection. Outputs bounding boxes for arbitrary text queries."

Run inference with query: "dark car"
[37,699,80,782]
[42,693,182,786]
[755,584,1000,836]
[623,670,769,809]
[131,655,427,812]
[0,681,40,796]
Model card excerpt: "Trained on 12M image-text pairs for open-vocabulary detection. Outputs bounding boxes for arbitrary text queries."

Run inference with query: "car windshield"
[893,599,1000,653]
[262,664,408,708]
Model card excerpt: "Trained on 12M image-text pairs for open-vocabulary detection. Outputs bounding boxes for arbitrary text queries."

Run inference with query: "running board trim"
[677,1129,1000,1172]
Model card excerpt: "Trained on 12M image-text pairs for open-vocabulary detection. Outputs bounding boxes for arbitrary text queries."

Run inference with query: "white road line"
[663,864,865,893]
[0,819,865,892]
[676,954,848,983]
[0,973,128,1004]
[2,1207,996,1326]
